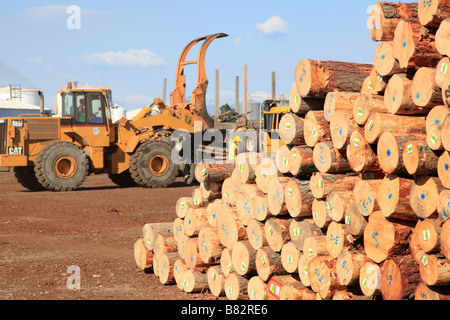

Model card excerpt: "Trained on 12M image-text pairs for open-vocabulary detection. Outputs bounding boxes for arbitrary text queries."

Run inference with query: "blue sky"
[0,0,416,114]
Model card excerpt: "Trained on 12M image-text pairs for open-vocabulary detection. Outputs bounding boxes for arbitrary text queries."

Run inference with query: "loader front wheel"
[129,140,178,188]
[34,142,89,191]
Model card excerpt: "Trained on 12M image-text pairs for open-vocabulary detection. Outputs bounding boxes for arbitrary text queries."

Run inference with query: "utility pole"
[272,72,276,100]
[215,69,219,123]
[235,76,239,114]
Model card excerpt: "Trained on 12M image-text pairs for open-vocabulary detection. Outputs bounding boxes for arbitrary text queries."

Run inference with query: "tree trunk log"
[438,189,450,222]
[353,93,387,125]
[248,276,268,300]
[438,151,450,188]
[289,218,324,252]
[181,269,209,293]
[436,18,450,57]
[279,113,305,145]
[134,238,154,273]
[220,247,233,277]
[326,191,355,223]
[287,146,316,177]
[289,82,325,114]
[403,140,440,175]
[285,178,314,218]
[308,255,344,299]
[330,110,362,150]
[304,110,331,147]
[279,279,317,300]
[251,194,272,222]
[410,175,445,219]
[347,130,381,173]
[426,105,450,151]
[207,266,225,297]
[310,172,361,199]
[265,217,291,252]
[344,201,369,238]
[195,162,235,183]
[281,241,301,274]
[256,246,288,282]
[303,235,328,258]
[184,208,209,237]
[415,281,450,300]
[380,255,421,300]
[176,196,194,219]
[323,92,361,122]
[267,177,292,216]
[419,0,450,27]
[420,253,450,286]
[312,198,332,229]
[411,67,443,108]
[377,174,416,220]
[313,141,351,174]
[326,221,355,259]
[359,261,382,297]
[198,226,224,265]
[437,213,450,260]
[158,252,180,285]
[337,250,371,287]
[353,179,383,217]
[142,222,173,252]
[231,240,258,277]
[374,41,410,76]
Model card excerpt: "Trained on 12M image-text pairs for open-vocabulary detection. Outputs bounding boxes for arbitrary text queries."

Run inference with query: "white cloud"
[256,16,289,37]
[84,49,165,67]
[124,95,154,105]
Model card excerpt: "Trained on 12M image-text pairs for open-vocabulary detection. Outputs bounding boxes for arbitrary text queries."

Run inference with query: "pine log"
[410,175,444,219]
[438,151,450,188]
[235,152,263,184]
[142,222,173,252]
[221,177,238,206]
[436,18,450,57]
[284,178,314,219]
[418,258,441,288]
[247,276,268,300]
[374,41,407,76]
[256,246,288,282]
[255,158,281,194]
[298,253,313,287]
[419,0,450,27]
[176,234,189,261]
[236,184,263,225]
[380,256,421,300]
[312,198,332,229]
[281,241,301,273]
[442,73,450,109]
[289,82,324,114]
[415,281,450,300]
[323,92,361,122]
[416,219,442,254]
[184,237,208,269]
[369,1,419,41]
[289,218,324,252]
[304,110,331,147]
[326,191,355,223]
[278,113,305,145]
[267,177,291,216]
[426,105,450,151]
[265,217,291,252]
[310,172,361,199]
[353,179,383,217]
[181,269,209,293]
[267,275,301,300]
[184,208,209,237]
[363,211,414,263]
[330,110,362,150]
[216,205,247,249]
[176,197,194,219]
[198,181,222,203]
[133,238,154,273]
[207,266,225,297]
[205,199,224,228]
[303,235,328,258]
[173,218,185,242]
[198,226,224,265]
[442,114,450,149]
[403,140,440,175]
[435,56,450,88]
[251,194,272,222]
[438,189,450,221]
[332,290,373,300]
[308,255,343,299]
[347,131,380,173]
[377,174,416,220]
[412,67,443,109]
[359,261,382,297]
[440,218,450,260]
[158,252,180,285]
[154,232,178,257]
[326,221,355,258]
[393,20,442,69]
[279,279,317,300]
[287,145,316,177]
[364,112,426,144]
[384,73,416,114]
[313,141,351,174]
[220,247,233,277]
[195,162,234,183]
[410,223,427,265]
[246,218,268,250]
[174,259,187,290]
[353,93,387,125]
[231,240,258,277]
[369,66,389,93]
[275,144,291,174]
[337,251,371,287]
[377,132,427,175]
[344,201,369,238]
[295,59,372,99]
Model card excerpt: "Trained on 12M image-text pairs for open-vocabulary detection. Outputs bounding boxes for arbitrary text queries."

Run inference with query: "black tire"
[182,163,197,185]
[14,166,46,191]
[108,169,138,188]
[34,141,89,191]
[129,140,178,188]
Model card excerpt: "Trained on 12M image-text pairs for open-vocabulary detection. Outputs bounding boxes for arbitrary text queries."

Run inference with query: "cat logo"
[8,147,23,156]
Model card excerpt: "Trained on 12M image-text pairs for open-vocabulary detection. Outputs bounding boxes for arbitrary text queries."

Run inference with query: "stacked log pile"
[133,0,450,300]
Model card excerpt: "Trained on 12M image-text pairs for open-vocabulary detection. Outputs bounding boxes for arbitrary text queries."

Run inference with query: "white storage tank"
[0,86,43,107]
[110,104,126,123]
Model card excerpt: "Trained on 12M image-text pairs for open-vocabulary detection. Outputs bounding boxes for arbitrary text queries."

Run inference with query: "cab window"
[87,94,104,124]
[62,94,74,117]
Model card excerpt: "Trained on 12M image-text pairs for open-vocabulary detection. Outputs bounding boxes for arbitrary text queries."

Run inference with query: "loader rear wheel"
[129,140,178,188]
[34,142,89,192]
[14,166,46,191]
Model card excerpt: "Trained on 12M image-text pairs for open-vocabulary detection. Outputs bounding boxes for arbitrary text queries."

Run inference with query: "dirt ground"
[0,170,219,300]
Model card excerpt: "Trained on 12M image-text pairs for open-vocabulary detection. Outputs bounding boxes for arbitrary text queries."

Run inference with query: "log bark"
[265,217,291,252]
[247,276,268,300]
[330,110,362,150]
[134,238,154,273]
[393,20,442,69]
[419,0,450,27]
[336,251,371,287]
[363,211,414,263]
[313,141,351,174]
[289,218,324,252]
[353,93,387,125]
[256,246,288,282]
[377,174,416,220]
[295,59,372,99]
[323,92,361,122]
[369,1,419,41]
[310,172,361,199]
[281,241,301,274]
[287,145,316,177]
[347,130,381,173]
[284,178,314,218]
[403,140,440,175]
[364,112,426,144]
[289,82,324,114]
[308,255,343,299]
[278,113,305,145]
[380,255,421,300]
[304,110,331,147]
[377,132,427,175]
[438,151,450,188]
[207,266,225,297]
